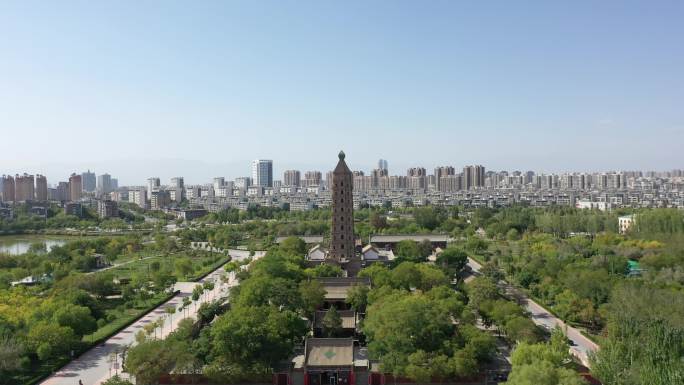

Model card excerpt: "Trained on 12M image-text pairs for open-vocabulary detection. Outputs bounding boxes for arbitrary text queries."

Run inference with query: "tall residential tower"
[252,159,273,187]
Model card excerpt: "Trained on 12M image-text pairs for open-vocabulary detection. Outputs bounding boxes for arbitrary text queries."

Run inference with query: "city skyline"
[3,158,684,189]
[1,1,683,182]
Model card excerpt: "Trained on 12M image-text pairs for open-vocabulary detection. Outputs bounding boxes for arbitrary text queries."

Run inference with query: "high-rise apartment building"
[56,181,69,202]
[325,171,334,190]
[406,167,427,192]
[151,190,171,210]
[234,177,251,190]
[171,177,184,189]
[97,200,119,218]
[1,175,15,202]
[97,173,112,195]
[111,178,118,190]
[147,177,161,195]
[82,170,96,192]
[303,171,322,187]
[129,187,147,208]
[407,176,426,191]
[463,165,485,190]
[572,174,586,190]
[170,177,184,201]
[371,168,389,189]
[213,177,225,192]
[283,170,301,187]
[439,175,463,192]
[14,174,35,202]
[35,174,48,201]
[389,175,407,189]
[377,159,388,172]
[434,166,456,190]
[251,159,273,187]
[407,167,427,177]
[69,174,82,201]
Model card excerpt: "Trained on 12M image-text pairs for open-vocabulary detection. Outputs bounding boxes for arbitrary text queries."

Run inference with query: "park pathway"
[467,257,599,367]
[40,249,265,385]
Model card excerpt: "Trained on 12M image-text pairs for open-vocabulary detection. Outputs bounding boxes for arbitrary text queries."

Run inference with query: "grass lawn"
[103,250,229,282]
[82,291,175,343]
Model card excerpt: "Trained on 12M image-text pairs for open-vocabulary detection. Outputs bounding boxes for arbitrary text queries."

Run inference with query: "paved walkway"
[467,257,599,367]
[86,256,156,275]
[41,249,265,385]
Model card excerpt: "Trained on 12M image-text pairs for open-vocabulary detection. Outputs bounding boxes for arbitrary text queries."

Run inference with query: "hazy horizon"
[1,1,682,185]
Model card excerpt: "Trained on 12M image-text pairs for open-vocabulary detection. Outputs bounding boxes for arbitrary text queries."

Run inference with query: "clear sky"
[1,1,682,185]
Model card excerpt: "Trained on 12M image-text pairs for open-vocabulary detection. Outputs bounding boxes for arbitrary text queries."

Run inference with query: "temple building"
[275,277,375,385]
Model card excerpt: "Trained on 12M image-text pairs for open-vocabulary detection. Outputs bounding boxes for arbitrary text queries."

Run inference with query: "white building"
[252,159,273,187]
[619,215,635,234]
[128,188,147,208]
[235,177,251,190]
[147,177,160,195]
[576,200,611,211]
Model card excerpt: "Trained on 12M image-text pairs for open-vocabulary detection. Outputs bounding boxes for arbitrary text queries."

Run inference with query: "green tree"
[449,347,479,377]
[467,277,500,309]
[370,211,388,230]
[322,306,343,337]
[125,338,192,385]
[590,283,684,385]
[210,305,307,369]
[346,284,370,312]
[27,321,77,360]
[53,304,97,337]
[506,360,586,385]
[506,228,521,241]
[511,329,570,367]
[305,263,343,278]
[395,240,424,263]
[437,247,468,273]
[299,280,325,317]
[101,375,134,385]
[504,317,541,344]
[363,291,458,377]
[465,237,488,255]
[418,239,433,259]
[415,264,449,291]
[232,275,301,310]
[174,257,193,278]
[280,237,307,256]
[391,262,421,290]
[414,207,443,230]
[0,335,24,373]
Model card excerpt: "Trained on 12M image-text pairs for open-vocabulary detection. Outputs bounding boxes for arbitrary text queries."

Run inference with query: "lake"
[0,235,76,255]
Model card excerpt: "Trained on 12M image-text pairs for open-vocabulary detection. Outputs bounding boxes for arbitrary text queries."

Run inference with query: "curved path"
[467,257,599,367]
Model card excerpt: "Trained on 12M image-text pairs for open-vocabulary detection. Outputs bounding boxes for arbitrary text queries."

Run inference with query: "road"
[41,249,265,385]
[467,257,599,367]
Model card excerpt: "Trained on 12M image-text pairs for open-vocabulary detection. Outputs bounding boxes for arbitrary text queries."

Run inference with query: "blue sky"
[1,1,682,185]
